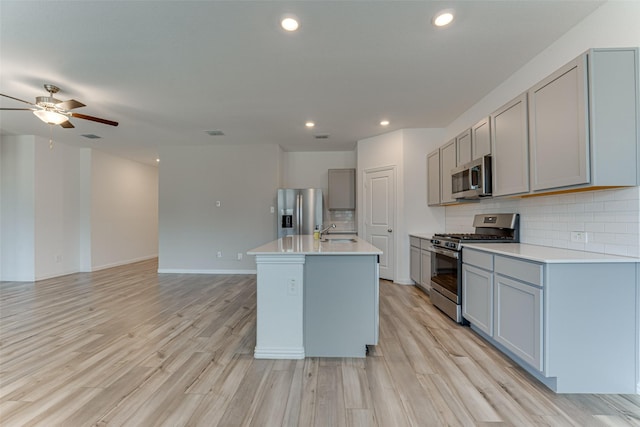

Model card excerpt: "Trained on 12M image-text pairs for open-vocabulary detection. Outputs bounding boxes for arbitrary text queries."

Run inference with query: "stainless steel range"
[429,213,519,323]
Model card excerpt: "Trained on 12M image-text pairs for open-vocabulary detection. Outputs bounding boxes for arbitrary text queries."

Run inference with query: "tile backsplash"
[445,187,640,258]
[325,209,356,233]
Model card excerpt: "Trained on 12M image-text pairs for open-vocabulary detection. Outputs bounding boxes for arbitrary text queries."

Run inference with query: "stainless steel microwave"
[451,155,492,199]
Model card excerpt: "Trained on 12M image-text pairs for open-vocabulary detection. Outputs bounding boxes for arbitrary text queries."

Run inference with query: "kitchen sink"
[320,238,357,243]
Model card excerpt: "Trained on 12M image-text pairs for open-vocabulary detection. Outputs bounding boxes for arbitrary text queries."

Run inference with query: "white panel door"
[364,168,395,280]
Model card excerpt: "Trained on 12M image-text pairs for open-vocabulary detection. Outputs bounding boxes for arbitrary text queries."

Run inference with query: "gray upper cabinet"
[440,139,457,204]
[491,93,530,197]
[529,55,588,191]
[328,168,356,210]
[529,48,639,192]
[471,117,491,159]
[456,129,472,165]
[427,149,441,206]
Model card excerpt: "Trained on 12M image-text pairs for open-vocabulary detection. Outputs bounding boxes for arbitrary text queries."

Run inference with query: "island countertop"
[462,242,640,264]
[247,235,382,256]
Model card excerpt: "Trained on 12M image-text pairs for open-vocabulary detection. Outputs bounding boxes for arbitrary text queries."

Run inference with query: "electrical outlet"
[216,200,221,207]
[287,278,298,296]
[217,251,222,258]
[237,252,243,260]
[570,231,588,243]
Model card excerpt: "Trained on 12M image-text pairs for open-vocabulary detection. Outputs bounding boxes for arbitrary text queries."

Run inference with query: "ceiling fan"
[0,84,118,128]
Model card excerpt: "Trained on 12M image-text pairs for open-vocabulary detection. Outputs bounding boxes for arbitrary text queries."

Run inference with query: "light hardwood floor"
[1,259,639,426]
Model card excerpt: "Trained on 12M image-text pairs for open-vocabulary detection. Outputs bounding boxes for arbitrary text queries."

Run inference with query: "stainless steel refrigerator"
[277,188,324,238]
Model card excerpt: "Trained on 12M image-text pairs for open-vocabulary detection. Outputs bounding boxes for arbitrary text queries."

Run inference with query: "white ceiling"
[0,0,605,165]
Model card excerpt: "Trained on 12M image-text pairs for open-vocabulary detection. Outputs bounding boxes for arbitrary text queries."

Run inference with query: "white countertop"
[462,243,640,264]
[409,233,432,240]
[247,235,382,256]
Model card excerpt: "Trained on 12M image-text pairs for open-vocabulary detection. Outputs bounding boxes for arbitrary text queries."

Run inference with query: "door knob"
[388,229,393,233]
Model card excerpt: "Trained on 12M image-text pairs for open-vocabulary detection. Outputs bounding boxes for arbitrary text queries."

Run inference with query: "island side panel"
[254,254,305,359]
[304,255,378,358]
[545,262,637,393]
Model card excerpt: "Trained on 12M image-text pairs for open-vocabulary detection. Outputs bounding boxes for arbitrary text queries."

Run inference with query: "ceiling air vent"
[205,130,225,136]
[314,134,330,139]
[81,134,101,139]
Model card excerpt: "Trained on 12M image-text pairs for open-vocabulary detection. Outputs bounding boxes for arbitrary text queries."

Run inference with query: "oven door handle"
[430,246,459,259]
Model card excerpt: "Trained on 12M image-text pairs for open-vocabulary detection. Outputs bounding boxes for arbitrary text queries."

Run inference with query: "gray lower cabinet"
[494,274,543,371]
[410,236,432,293]
[420,245,432,293]
[462,263,493,335]
[462,246,638,393]
[410,239,421,284]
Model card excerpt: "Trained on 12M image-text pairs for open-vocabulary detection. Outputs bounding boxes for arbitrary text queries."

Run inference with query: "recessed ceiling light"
[305,121,315,128]
[281,16,299,32]
[380,120,390,126]
[433,10,454,27]
[156,158,160,163]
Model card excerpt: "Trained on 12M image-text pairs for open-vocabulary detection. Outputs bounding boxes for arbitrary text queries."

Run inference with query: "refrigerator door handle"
[297,193,302,235]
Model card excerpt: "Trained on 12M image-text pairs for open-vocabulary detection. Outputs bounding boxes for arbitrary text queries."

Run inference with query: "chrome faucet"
[319,223,336,238]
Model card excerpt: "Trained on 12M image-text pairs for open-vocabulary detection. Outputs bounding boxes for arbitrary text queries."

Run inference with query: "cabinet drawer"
[463,248,493,271]
[420,238,432,250]
[410,236,421,248]
[495,256,542,286]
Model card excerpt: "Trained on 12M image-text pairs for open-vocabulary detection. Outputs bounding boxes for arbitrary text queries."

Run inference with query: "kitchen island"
[247,235,382,359]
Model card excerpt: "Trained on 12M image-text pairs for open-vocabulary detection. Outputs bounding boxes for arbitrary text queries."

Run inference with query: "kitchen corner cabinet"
[462,246,638,393]
[529,48,640,192]
[491,93,530,197]
[427,149,441,206]
[456,129,472,165]
[328,169,356,210]
[440,139,457,204]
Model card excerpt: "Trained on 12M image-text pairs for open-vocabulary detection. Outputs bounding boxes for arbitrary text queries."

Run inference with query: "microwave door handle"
[470,166,479,189]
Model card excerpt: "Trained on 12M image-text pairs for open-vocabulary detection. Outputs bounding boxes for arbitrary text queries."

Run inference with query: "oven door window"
[431,250,459,300]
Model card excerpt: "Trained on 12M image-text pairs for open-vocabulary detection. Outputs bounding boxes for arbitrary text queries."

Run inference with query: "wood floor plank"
[1,261,637,426]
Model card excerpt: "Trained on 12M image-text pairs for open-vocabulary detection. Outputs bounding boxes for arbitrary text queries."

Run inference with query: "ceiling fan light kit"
[33,109,68,125]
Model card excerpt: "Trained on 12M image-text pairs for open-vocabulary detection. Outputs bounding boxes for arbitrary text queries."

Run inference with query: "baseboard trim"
[254,346,305,360]
[157,268,257,275]
[90,254,158,272]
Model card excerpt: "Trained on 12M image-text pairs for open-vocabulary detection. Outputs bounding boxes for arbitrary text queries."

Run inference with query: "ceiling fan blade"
[70,112,118,127]
[60,120,75,129]
[0,107,36,110]
[56,99,85,110]
[0,93,37,106]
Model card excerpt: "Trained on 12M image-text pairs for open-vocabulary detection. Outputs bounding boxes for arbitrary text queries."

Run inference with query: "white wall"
[0,136,158,281]
[158,144,280,273]
[446,1,640,140]
[0,136,36,281]
[357,129,446,284]
[90,150,159,270]
[443,1,640,258]
[282,150,357,232]
[34,138,82,279]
